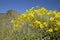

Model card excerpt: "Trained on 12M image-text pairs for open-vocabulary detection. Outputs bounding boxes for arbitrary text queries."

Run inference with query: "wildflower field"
[0,7,60,40]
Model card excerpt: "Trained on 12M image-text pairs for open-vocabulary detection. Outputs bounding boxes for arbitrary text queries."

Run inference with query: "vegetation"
[0,7,60,40]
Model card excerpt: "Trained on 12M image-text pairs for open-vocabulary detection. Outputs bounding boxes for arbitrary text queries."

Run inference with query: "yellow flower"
[53,11,56,15]
[54,13,60,18]
[34,20,41,24]
[43,22,47,27]
[50,17,54,21]
[33,20,41,28]
[19,14,26,18]
[28,11,34,17]
[39,24,44,28]
[34,9,40,14]
[54,27,59,31]
[34,8,42,15]
[22,14,26,17]
[35,8,47,15]
[48,28,53,32]
[11,20,15,23]
[26,16,31,22]
[14,24,19,28]
[56,20,60,26]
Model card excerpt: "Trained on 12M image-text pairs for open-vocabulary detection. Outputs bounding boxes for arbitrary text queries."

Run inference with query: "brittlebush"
[11,7,60,40]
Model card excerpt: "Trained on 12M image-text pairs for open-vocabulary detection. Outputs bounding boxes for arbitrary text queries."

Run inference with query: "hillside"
[0,10,20,27]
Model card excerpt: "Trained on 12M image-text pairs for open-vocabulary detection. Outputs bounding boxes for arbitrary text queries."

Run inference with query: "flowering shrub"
[11,7,60,40]
[1,7,60,40]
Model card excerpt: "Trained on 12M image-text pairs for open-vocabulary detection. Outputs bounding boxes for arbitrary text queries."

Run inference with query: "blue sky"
[0,0,60,13]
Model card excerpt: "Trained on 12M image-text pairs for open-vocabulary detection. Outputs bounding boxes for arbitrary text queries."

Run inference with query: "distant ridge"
[0,10,20,18]
[0,10,20,27]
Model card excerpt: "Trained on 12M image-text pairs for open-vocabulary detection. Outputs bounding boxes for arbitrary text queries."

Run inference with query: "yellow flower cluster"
[43,22,47,27]
[50,17,54,21]
[46,28,53,32]
[54,27,59,31]
[33,20,48,28]
[33,20,44,28]
[11,7,60,32]
[56,20,60,26]
[11,19,19,28]
[54,12,60,18]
